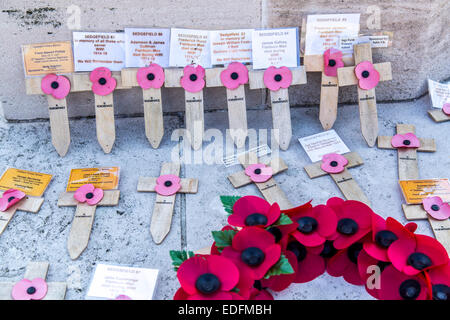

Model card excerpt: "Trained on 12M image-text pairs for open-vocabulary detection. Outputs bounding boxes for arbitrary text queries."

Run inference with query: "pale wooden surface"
[163,68,184,87]
[47,95,71,157]
[270,88,292,150]
[185,90,204,150]
[428,109,450,123]
[0,196,44,235]
[0,262,67,300]
[337,43,392,147]
[94,93,116,154]
[138,162,199,244]
[304,152,364,179]
[143,88,164,148]
[228,152,292,210]
[58,190,120,259]
[330,168,371,206]
[120,67,139,87]
[319,73,339,130]
[226,86,248,148]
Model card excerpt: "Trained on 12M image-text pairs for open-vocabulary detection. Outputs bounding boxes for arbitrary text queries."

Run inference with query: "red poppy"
[326,197,373,250]
[326,239,367,286]
[228,196,280,228]
[260,250,298,291]
[176,255,239,300]
[379,265,428,300]
[387,234,449,276]
[289,204,337,247]
[221,227,281,280]
[364,215,415,262]
[424,261,450,300]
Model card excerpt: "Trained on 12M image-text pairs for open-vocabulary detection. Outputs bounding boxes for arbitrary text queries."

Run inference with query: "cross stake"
[377,124,449,254]
[227,152,292,210]
[0,262,67,300]
[205,67,249,148]
[337,43,392,147]
[0,191,44,236]
[165,68,204,150]
[248,67,307,150]
[57,189,120,260]
[121,68,165,148]
[304,152,370,206]
[137,162,198,244]
[428,109,450,123]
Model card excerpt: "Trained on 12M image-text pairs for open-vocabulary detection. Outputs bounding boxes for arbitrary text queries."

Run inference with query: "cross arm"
[428,109,450,122]
[121,68,139,87]
[0,191,44,213]
[228,156,288,188]
[337,62,392,87]
[248,66,307,90]
[304,55,355,73]
[304,152,364,179]
[137,177,198,193]
[205,66,252,87]
[377,136,436,152]
[163,68,184,88]
[57,190,120,207]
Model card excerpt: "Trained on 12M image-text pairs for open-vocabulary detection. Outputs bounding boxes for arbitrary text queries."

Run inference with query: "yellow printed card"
[399,179,450,204]
[0,168,53,197]
[66,167,120,192]
[22,41,74,76]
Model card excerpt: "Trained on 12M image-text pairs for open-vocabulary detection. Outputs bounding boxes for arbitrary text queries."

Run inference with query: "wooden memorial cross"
[165,67,205,150]
[304,152,371,206]
[121,67,165,148]
[26,72,130,154]
[0,262,67,300]
[428,109,450,123]
[248,67,307,150]
[227,152,292,210]
[0,190,44,236]
[57,189,120,260]
[205,66,249,148]
[377,124,449,253]
[137,162,198,244]
[337,43,392,147]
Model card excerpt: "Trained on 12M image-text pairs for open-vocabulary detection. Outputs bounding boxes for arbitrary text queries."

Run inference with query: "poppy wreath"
[170,195,450,300]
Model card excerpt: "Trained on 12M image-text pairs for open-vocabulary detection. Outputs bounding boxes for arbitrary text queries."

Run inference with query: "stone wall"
[0,0,448,120]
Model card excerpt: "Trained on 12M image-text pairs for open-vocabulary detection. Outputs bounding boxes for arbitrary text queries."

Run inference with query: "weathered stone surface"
[0,1,449,121]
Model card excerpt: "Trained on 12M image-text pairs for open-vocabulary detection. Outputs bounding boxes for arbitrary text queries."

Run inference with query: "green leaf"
[264,254,294,279]
[220,195,241,215]
[169,250,195,271]
[272,213,293,226]
[211,230,237,251]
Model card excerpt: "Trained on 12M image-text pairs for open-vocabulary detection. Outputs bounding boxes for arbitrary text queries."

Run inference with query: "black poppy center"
[297,216,318,234]
[195,273,221,295]
[432,284,450,301]
[375,230,398,248]
[330,161,338,167]
[98,77,107,85]
[164,181,173,187]
[51,81,59,89]
[244,213,268,226]
[254,168,262,175]
[287,241,307,262]
[230,72,239,80]
[328,59,336,67]
[7,196,15,203]
[431,204,440,211]
[399,279,421,300]
[267,226,282,243]
[403,139,411,146]
[189,74,198,82]
[361,71,370,78]
[407,252,432,270]
[147,73,155,81]
[274,74,282,82]
[85,192,94,199]
[347,242,363,264]
[337,218,359,235]
[241,247,265,267]
[26,286,36,295]
[320,240,338,259]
